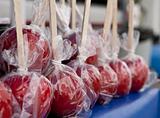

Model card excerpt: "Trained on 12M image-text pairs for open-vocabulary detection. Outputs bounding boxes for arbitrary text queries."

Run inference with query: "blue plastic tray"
[91,89,160,118]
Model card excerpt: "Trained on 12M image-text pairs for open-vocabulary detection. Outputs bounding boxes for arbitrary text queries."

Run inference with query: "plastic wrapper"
[97,65,118,104]
[3,71,53,118]
[141,71,160,91]
[62,31,80,64]
[121,31,149,92]
[0,25,52,75]
[66,32,102,108]
[52,35,77,62]
[56,3,99,65]
[94,34,118,104]
[109,59,132,96]
[56,2,71,35]
[102,32,132,97]
[0,0,52,76]
[74,5,94,35]
[46,60,91,118]
[32,0,50,29]
[84,31,100,65]
[56,3,80,64]
[44,36,91,118]
[0,81,21,118]
[0,0,53,117]
[74,6,99,65]
[68,59,101,108]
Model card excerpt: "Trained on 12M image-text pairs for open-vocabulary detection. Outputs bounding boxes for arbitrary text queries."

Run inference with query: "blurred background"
[0,0,160,77]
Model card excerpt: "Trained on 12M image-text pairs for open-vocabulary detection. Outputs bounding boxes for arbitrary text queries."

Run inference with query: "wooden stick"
[71,0,76,30]
[75,6,93,33]
[112,0,118,49]
[49,0,57,57]
[81,0,91,47]
[128,0,134,50]
[13,0,26,71]
[103,0,113,40]
[61,0,65,8]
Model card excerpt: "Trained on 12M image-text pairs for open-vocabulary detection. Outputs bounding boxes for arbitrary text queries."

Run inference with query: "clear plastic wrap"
[84,31,100,65]
[32,0,50,28]
[68,59,101,108]
[51,35,77,62]
[0,81,21,118]
[64,30,102,108]
[121,31,149,92]
[0,25,52,75]
[74,6,99,65]
[46,60,91,117]
[141,71,159,91]
[95,34,118,104]
[75,5,94,35]
[56,2,71,35]
[56,3,99,65]
[97,64,118,104]
[109,59,132,96]
[0,0,52,76]
[103,32,132,97]
[62,31,80,64]
[56,3,80,64]
[3,71,53,118]
[1,0,53,118]
[44,36,91,118]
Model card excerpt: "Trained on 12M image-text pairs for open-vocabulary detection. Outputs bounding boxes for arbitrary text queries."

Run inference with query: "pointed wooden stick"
[71,0,76,30]
[13,0,26,71]
[49,0,57,58]
[128,0,134,50]
[112,0,118,49]
[103,0,113,40]
[81,0,91,47]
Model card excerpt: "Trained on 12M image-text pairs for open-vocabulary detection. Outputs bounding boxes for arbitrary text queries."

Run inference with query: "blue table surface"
[91,89,160,118]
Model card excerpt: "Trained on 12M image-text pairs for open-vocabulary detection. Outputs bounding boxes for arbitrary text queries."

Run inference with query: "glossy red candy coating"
[123,56,149,92]
[109,59,132,96]
[85,55,98,65]
[69,60,101,108]
[98,65,118,104]
[0,26,51,74]
[76,65,101,107]
[4,72,52,118]
[0,81,13,118]
[47,70,87,117]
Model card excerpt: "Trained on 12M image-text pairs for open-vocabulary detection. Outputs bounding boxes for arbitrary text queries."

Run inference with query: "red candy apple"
[69,60,101,108]
[0,25,51,74]
[0,81,13,118]
[109,59,132,96]
[3,72,53,118]
[98,65,118,104]
[123,55,149,92]
[47,62,89,117]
